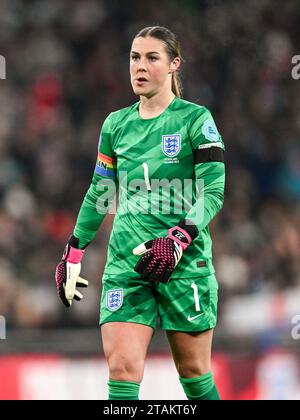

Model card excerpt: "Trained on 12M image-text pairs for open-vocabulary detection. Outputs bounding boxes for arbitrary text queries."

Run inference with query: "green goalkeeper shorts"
[99,273,218,332]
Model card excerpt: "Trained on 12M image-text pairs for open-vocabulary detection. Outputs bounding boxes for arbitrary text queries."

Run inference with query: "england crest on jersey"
[162,134,181,157]
[106,289,123,311]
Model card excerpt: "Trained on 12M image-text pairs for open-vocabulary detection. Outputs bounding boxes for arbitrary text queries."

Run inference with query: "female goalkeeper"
[55,26,225,400]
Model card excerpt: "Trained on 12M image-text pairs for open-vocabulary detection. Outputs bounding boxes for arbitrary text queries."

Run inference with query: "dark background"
[0,0,300,359]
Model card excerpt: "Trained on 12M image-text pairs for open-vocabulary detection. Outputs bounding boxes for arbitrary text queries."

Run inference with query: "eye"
[149,56,158,61]
[131,55,139,61]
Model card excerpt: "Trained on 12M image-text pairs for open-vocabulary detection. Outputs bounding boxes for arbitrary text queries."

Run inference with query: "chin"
[133,88,155,98]
[133,87,146,95]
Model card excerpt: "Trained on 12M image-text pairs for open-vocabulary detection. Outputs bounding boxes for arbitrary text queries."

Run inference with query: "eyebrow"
[131,51,160,55]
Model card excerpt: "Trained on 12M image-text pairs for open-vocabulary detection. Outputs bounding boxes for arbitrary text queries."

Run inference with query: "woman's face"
[130,36,180,98]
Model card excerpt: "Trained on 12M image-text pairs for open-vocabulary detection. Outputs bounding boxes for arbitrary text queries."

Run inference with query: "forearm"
[184,162,225,233]
[132,162,225,283]
[73,172,117,248]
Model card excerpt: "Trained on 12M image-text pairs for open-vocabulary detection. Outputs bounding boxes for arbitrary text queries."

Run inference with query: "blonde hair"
[134,26,184,98]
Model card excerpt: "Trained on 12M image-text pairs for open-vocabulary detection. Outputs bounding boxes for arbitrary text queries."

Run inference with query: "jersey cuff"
[68,234,90,250]
[178,219,199,241]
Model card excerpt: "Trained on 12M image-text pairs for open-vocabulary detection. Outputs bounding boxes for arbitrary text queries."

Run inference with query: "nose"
[136,56,147,72]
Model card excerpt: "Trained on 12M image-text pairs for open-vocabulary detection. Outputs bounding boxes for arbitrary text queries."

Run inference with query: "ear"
[169,56,181,74]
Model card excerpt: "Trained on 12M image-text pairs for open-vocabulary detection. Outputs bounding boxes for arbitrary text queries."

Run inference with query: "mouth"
[135,77,148,84]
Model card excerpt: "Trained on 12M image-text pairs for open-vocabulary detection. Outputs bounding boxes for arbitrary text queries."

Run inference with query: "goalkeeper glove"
[55,235,89,307]
[132,219,198,283]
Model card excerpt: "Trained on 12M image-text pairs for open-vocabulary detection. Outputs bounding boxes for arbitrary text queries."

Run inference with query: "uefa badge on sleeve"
[106,289,124,311]
[201,119,220,142]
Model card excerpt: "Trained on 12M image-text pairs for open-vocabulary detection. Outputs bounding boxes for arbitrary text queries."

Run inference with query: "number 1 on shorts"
[191,283,201,312]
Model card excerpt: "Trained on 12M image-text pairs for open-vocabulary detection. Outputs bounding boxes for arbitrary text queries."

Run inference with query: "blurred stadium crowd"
[0,0,300,330]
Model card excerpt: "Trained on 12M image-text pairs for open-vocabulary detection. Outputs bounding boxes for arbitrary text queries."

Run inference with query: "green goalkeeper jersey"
[74,96,225,279]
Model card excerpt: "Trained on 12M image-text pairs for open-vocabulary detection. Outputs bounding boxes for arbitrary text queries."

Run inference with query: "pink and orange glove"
[55,236,88,307]
[132,219,198,283]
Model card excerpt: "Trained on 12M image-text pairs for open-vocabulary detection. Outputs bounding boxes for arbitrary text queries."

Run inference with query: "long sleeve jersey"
[73,96,225,280]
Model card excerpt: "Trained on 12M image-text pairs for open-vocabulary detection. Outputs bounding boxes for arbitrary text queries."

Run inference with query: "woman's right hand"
[55,240,88,307]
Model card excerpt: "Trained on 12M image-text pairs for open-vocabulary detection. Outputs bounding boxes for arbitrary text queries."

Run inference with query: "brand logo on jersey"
[116,146,129,155]
[202,119,220,142]
[106,289,123,311]
[162,134,181,157]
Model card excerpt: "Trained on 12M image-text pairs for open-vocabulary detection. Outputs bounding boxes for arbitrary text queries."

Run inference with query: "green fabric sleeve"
[185,161,225,233]
[73,172,117,248]
[189,107,225,151]
[73,114,117,249]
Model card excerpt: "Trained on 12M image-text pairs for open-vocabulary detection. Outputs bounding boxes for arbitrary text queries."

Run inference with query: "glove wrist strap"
[62,243,85,263]
[168,219,199,251]
[168,226,192,251]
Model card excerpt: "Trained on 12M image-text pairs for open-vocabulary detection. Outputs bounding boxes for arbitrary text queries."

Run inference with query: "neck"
[139,91,175,117]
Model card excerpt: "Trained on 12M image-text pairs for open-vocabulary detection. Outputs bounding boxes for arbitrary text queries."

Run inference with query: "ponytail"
[172,72,183,98]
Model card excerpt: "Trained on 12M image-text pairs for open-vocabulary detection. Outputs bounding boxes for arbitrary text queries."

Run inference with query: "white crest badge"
[202,119,220,142]
[106,289,123,311]
[162,134,181,157]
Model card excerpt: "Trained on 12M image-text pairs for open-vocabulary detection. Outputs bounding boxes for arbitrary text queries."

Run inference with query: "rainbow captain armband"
[95,152,117,178]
